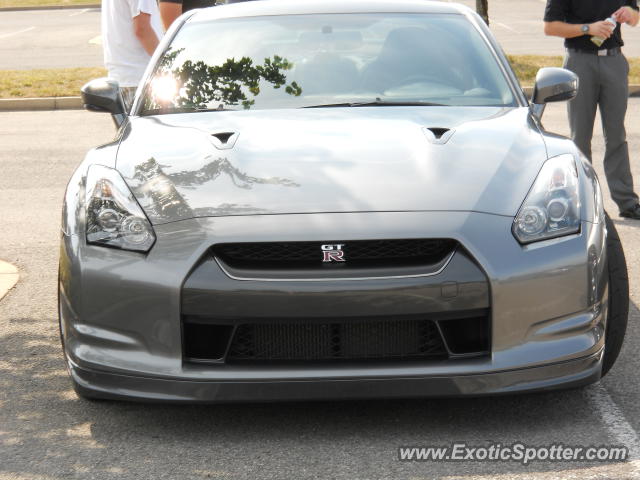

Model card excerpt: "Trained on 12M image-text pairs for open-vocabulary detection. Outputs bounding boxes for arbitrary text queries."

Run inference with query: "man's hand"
[588,20,616,39]
[613,6,640,26]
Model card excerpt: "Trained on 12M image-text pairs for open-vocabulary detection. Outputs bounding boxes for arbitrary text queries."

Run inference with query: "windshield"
[140,13,517,114]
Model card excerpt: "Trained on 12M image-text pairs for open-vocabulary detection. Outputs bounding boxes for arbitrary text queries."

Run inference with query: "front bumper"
[59,211,608,401]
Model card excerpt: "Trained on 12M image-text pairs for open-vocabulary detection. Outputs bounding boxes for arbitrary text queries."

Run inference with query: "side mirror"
[531,67,578,120]
[81,78,127,128]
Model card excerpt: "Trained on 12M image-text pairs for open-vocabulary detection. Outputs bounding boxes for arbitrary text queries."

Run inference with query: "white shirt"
[101,0,163,87]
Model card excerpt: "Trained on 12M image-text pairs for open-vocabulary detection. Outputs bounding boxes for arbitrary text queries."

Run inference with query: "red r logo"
[321,244,346,262]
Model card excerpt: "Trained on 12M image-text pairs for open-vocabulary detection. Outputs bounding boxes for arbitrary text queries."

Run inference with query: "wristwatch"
[581,24,590,34]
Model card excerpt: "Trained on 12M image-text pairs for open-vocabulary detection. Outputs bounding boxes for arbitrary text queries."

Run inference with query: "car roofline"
[189,0,471,23]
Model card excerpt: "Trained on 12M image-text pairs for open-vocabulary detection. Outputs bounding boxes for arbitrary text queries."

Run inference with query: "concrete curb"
[522,85,640,97]
[1,85,640,112]
[0,260,19,302]
[0,96,83,111]
[0,4,99,12]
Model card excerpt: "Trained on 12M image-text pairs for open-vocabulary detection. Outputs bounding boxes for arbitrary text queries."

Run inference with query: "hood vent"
[210,131,239,150]
[423,127,455,145]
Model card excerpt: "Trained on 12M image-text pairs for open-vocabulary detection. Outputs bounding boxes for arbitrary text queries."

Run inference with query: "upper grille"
[226,318,447,363]
[213,239,457,270]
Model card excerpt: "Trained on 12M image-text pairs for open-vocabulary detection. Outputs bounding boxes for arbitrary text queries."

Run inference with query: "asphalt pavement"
[0,102,640,479]
[452,0,640,57]
[2,0,640,70]
[0,7,101,69]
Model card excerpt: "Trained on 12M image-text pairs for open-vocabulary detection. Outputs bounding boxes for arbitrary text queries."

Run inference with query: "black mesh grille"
[226,319,447,363]
[213,239,457,269]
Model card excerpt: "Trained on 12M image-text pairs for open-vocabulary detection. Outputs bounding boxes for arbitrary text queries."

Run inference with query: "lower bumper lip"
[66,349,603,403]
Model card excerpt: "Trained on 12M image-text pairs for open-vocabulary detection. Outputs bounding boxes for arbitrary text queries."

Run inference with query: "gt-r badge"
[321,244,345,262]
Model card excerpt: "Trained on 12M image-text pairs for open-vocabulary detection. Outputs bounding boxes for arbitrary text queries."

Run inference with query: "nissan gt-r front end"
[58,0,628,402]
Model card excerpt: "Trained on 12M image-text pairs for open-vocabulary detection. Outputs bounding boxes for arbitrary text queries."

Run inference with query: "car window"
[141,13,516,114]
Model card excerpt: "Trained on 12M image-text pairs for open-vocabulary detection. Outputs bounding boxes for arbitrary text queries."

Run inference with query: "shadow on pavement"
[0,301,638,479]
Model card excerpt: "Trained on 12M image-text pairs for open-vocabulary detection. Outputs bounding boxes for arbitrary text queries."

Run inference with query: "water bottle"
[591,17,617,47]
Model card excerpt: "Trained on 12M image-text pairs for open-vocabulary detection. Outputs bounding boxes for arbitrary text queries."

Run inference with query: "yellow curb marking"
[0,260,19,301]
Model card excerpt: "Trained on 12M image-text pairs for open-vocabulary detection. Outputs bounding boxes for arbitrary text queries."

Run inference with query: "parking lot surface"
[2,0,640,70]
[0,101,640,479]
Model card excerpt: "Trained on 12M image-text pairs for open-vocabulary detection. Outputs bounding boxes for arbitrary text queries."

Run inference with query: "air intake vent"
[226,318,448,363]
[423,127,454,144]
[213,238,457,270]
[181,311,491,364]
[428,128,449,139]
[210,131,238,149]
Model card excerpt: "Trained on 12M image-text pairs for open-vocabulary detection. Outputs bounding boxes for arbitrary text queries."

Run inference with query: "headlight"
[512,154,581,244]
[85,165,156,252]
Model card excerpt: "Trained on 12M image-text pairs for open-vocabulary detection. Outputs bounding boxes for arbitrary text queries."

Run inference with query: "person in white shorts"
[101,0,163,110]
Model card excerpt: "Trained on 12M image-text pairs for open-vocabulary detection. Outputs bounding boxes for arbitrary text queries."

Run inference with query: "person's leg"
[564,51,599,161]
[598,53,639,213]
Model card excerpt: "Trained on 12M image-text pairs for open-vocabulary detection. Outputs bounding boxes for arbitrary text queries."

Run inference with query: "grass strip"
[1,56,639,98]
[0,0,95,7]
[0,67,106,98]
[507,54,640,85]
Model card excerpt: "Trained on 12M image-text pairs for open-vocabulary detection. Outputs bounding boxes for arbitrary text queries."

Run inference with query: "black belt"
[567,47,621,56]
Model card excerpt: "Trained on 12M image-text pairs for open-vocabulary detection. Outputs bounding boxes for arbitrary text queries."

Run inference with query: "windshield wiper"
[194,105,237,112]
[302,99,446,108]
[140,105,237,116]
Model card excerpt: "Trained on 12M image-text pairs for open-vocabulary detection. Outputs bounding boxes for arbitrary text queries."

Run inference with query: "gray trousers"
[564,50,638,211]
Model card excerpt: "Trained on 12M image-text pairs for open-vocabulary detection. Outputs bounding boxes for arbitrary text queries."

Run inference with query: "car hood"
[116,107,547,225]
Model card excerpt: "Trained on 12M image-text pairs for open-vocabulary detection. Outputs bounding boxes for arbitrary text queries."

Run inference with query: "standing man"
[544,1,640,219]
[159,0,216,31]
[102,0,163,109]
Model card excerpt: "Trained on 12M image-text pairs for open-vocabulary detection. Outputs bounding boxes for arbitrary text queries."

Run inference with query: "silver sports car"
[59,0,629,402]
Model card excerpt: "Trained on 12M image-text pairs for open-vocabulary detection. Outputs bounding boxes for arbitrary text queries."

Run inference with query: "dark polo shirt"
[544,0,639,50]
[159,0,216,13]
